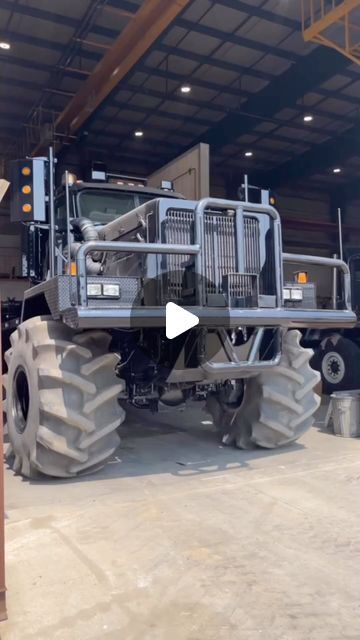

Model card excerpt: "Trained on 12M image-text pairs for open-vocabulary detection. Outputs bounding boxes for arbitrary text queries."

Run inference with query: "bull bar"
[74,239,356,330]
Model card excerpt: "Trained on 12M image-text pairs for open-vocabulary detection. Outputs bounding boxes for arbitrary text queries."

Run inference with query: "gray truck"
[4,152,355,478]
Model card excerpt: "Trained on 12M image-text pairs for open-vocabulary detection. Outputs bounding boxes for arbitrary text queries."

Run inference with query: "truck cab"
[26,179,183,283]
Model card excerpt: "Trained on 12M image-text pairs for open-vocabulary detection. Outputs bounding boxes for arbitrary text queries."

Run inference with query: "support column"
[0,303,7,621]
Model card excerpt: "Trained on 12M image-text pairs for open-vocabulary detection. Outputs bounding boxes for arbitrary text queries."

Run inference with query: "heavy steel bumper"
[66,306,356,330]
[70,234,356,331]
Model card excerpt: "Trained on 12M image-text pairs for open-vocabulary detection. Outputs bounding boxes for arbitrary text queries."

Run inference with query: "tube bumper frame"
[66,224,356,331]
[65,305,356,330]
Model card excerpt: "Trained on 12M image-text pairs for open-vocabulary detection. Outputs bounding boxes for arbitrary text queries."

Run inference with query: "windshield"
[78,190,155,224]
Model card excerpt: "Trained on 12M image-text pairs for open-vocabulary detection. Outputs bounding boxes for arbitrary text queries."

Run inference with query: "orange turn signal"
[22,204,32,213]
[295,271,308,284]
[22,185,31,195]
[66,262,77,276]
[22,167,31,176]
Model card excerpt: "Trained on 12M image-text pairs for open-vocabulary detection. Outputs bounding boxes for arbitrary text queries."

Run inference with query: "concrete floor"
[2,403,360,640]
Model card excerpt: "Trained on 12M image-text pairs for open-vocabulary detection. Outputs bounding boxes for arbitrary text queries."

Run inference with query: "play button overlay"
[166,302,199,339]
[130,268,231,365]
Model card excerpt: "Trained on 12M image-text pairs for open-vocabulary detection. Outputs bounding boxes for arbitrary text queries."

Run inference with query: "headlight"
[283,287,303,301]
[283,288,291,300]
[291,288,303,301]
[103,284,120,297]
[87,283,102,297]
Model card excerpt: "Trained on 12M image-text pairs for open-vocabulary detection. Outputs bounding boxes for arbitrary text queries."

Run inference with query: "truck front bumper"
[64,306,356,330]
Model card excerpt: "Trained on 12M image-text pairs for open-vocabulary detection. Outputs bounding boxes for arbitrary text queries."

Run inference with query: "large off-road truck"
[3,152,355,478]
[310,249,360,394]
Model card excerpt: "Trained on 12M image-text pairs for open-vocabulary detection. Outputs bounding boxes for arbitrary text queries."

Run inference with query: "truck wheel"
[207,330,321,449]
[4,316,125,478]
[311,335,360,395]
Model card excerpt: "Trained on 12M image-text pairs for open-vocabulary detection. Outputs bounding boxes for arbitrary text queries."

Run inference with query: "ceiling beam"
[177,18,299,63]
[0,0,77,28]
[0,0,132,44]
[156,43,273,82]
[3,38,356,112]
[107,0,300,30]
[122,74,224,115]
[0,53,91,80]
[112,90,215,126]
[3,30,101,62]
[52,0,192,143]
[156,43,359,103]
[191,46,351,151]
[3,76,74,98]
[138,62,250,101]
[259,124,360,189]
[105,0,140,14]
[214,0,299,30]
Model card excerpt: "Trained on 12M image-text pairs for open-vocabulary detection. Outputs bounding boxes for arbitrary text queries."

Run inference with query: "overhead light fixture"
[0,42,10,50]
[134,130,144,138]
[244,151,253,157]
[303,115,313,122]
[180,84,191,94]
[333,167,341,174]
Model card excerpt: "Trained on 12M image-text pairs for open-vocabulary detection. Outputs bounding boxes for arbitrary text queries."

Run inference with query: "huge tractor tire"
[4,316,125,478]
[207,330,321,449]
[311,334,360,395]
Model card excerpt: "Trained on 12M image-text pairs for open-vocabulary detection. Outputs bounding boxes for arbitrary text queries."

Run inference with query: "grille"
[244,217,261,274]
[164,209,194,300]
[223,273,258,307]
[164,208,261,300]
[204,213,236,293]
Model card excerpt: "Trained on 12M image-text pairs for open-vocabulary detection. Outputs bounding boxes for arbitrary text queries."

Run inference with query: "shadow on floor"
[8,402,307,487]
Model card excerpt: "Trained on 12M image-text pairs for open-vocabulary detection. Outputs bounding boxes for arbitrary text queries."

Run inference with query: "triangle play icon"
[166,302,199,339]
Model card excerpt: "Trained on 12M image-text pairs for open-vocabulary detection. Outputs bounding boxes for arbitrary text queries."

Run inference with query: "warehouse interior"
[1,1,360,638]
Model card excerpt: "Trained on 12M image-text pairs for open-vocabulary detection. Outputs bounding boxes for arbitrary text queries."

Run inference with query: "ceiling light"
[244,151,253,157]
[134,130,144,138]
[303,115,313,122]
[0,42,10,50]
[333,167,341,174]
[180,84,191,94]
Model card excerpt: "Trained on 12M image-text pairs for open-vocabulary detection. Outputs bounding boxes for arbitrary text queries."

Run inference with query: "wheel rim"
[12,366,30,434]
[322,351,345,385]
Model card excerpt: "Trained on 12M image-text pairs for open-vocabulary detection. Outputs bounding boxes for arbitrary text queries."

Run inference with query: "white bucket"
[330,391,360,438]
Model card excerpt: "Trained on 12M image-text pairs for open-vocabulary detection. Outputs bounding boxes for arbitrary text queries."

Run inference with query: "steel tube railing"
[283,252,352,310]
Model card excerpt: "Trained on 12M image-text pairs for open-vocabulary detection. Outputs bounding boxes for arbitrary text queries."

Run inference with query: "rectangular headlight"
[103,284,120,297]
[283,288,291,300]
[290,288,303,301]
[87,283,102,297]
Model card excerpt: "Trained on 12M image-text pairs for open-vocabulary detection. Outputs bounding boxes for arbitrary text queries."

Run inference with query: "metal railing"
[73,238,356,331]
[302,0,360,65]
[283,252,352,311]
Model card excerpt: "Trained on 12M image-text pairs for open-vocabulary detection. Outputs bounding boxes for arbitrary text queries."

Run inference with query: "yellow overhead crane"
[302,0,360,65]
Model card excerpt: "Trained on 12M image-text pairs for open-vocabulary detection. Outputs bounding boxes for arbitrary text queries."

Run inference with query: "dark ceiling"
[0,0,359,196]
